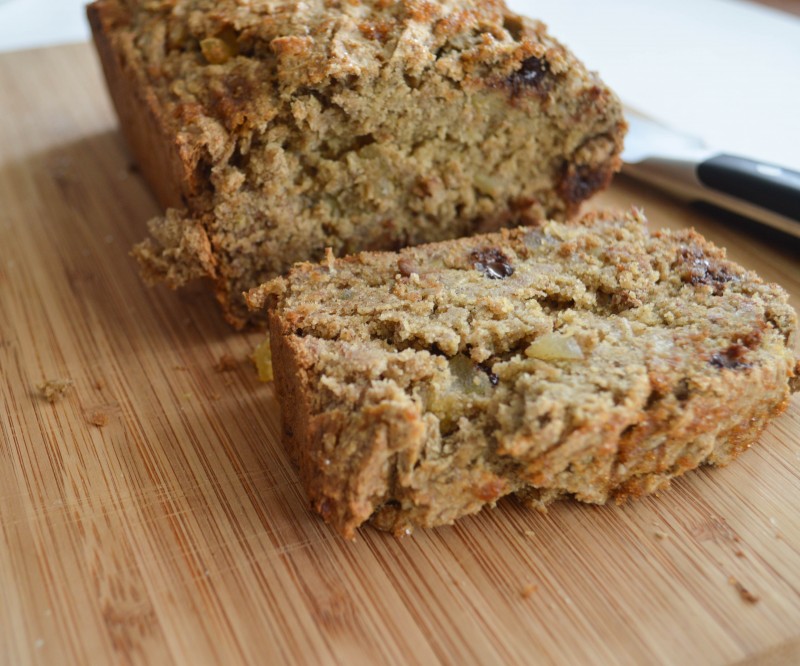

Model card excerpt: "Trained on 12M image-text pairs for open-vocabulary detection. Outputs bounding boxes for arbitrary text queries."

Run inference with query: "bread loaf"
[247,210,799,538]
[88,0,626,326]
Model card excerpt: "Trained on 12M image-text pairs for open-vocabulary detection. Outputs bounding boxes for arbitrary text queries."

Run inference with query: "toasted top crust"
[120,0,568,85]
[100,0,584,159]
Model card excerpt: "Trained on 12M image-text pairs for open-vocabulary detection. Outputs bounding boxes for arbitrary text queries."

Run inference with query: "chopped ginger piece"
[252,337,274,382]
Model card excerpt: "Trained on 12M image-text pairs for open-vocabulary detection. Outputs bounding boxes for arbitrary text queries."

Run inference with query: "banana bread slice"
[246,210,799,539]
[88,0,625,326]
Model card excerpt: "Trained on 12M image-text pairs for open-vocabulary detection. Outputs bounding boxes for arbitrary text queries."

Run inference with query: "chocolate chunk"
[673,378,691,401]
[506,56,554,98]
[478,363,500,386]
[678,247,734,294]
[471,248,514,279]
[514,56,548,86]
[710,344,751,370]
[559,164,611,206]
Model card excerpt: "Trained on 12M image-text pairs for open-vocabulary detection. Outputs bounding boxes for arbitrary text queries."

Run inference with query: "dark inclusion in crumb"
[673,378,691,400]
[478,363,500,386]
[560,164,610,205]
[678,247,734,294]
[471,248,514,279]
[710,344,751,370]
[508,56,550,95]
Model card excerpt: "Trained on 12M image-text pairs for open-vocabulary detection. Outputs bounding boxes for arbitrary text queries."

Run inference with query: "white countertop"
[2,0,799,170]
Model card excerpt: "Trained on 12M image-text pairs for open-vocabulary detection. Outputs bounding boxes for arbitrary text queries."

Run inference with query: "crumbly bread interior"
[248,210,799,538]
[90,0,624,325]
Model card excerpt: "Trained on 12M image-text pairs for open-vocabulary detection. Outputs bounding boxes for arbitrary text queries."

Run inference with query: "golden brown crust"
[88,1,201,209]
[251,210,799,538]
[268,308,314,479]
[89,0,626,326]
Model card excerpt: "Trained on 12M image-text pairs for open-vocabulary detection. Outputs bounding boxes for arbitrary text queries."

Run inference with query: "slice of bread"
[88,0,625,326]
[247,210,799,538]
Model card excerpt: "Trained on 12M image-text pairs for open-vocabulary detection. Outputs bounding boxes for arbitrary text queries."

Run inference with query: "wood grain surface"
[1,43,799,666]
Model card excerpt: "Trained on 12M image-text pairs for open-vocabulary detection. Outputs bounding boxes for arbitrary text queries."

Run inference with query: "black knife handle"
[697,154,800,222]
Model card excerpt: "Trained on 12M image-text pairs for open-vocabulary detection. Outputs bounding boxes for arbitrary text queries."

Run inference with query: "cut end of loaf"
[252,209,799,538]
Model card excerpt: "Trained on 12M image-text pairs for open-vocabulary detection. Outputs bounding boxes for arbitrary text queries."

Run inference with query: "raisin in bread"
[246,210,799,538]
[88,0,625,326]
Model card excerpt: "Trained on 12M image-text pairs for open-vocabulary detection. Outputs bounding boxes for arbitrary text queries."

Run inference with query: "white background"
[1,0,799,170]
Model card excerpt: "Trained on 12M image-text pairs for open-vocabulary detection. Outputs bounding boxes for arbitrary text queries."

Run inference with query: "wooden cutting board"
[1,43,799,666]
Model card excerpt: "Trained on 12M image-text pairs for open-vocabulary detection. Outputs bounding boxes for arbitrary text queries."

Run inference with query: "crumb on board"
[94,378,106,390]
[769,518,784,540]
[654,531,669,541]
[728,576,760,604]
[735,549,746,558]
[37,379,73,403]
[87,411,109,428]
[252,337,274,382]
[521,584,538,599]
[213,354,237,372]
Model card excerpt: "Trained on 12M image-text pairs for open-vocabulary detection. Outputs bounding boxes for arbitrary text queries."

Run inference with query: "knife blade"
[621,109,800,239]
